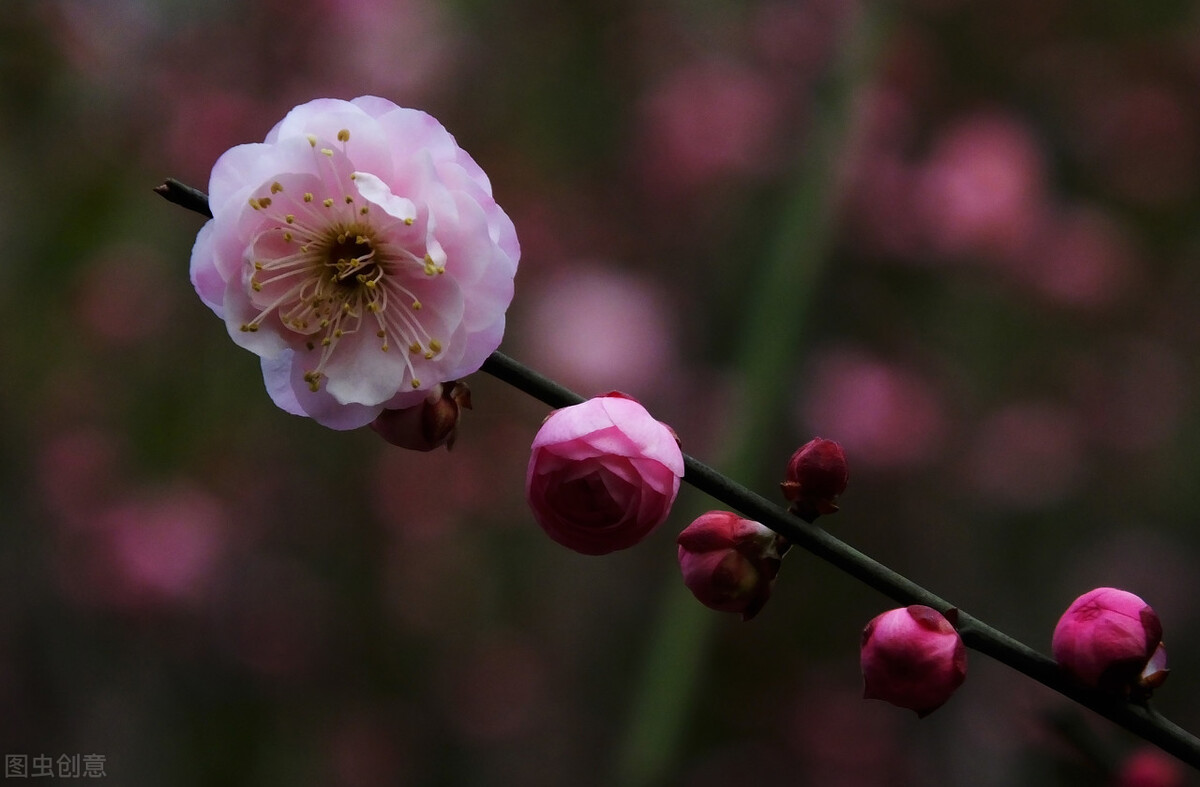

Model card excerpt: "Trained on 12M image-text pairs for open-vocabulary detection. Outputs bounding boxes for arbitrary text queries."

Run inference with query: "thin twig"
[477,351,1200,769]
[154,178,213,218]
[162,182,1200,770]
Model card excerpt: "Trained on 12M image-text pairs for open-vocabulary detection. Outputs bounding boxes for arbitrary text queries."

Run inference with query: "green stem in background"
[610,8,883,786]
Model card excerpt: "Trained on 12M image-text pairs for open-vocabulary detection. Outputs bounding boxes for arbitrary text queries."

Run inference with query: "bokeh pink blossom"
[3,0,1200,784]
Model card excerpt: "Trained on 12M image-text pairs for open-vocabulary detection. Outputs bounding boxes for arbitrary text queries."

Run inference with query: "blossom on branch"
[677,511,782,621]
[780,437,848,522]
[860,605,967,717]
[189,96,519,429]
[370,380,471,451]
[1052,587,1168,696]
[526,393,684,555]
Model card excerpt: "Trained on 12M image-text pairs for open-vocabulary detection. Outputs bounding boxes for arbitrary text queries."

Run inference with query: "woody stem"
[159,181,1200,770]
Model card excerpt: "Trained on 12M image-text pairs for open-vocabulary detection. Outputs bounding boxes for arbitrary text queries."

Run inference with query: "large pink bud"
[677,511,782,621]
[1052,587,1168,695]
[860,605,967,717]
[526,393,684,555]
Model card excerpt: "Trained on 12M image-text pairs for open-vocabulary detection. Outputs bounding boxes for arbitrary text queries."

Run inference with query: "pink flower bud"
[860,605,967,717]
[1116,747,1185,787]
[370,381,472,451]
[1052,587,1168,695]
[780,437,848,522]
[526,393,684,555]
[677,511,782,621]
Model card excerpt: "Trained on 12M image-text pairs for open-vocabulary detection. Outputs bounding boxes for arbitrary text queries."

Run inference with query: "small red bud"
[370,381,472,451]
[677,511,782,621]
[781,438,848,522]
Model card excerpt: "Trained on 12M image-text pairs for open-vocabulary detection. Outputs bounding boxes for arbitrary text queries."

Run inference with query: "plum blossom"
[860,605,967,717]
[526,393,684,555]
[1052,587,1168,695]
[677,511,782,620]
[190,96,519,429]
[780,437,848,522]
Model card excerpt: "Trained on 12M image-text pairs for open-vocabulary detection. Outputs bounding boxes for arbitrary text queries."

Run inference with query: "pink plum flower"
[677,511,782,621]
[860,605,967,717]
[1052,587,1168,695]
[189,96,519,429]
[526,393,684,555]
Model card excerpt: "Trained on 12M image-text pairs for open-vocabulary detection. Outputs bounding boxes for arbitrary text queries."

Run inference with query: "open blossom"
[190,96,519,429]
[677,511,782,620]
[1052,587,1168,695]
[861,605,967,717]
[526,393,684,555]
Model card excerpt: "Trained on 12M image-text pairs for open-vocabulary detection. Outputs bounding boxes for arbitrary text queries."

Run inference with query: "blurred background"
[2,0,1200,784]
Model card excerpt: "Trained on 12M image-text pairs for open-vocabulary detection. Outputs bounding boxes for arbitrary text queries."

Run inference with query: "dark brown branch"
[162,181,1200,771]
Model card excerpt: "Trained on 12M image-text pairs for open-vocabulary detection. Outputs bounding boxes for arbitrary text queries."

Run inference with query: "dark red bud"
[370,381,472,451]
[780,437,848,522]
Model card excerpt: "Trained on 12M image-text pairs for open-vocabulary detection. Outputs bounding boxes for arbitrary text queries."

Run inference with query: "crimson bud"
[370,381,472,451]
[677,511,782,621]
[781,438,848,522]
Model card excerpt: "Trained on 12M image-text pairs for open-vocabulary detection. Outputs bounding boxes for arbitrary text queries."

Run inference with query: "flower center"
[236,138,446,394]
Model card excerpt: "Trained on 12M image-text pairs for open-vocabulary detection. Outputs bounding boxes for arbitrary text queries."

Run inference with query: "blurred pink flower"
[526,393,683,555]
[801,348,946,470]
[103,487,228,604]
[159,85,262,179]
[1014,206,1137,309]
[839,149,925,259]
[962,401,1083,509]
[317,0,455,101]
[190,96,519,429]
[56,485,229,611]
[520,264,677,396]
[861,605,967,717]
[916,112,1048,261]
[1115,747,1186,787]
[36,428,124,532]
[751,0,854,77]
[677,511,781,620]
[1052,587,1167,694]
[638,60,781,193]
[73,244,175,348]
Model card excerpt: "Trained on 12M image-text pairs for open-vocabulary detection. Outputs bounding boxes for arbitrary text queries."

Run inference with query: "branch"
[154,178,213,218]
[478,351,1200,769]
[161,181,1200,770]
